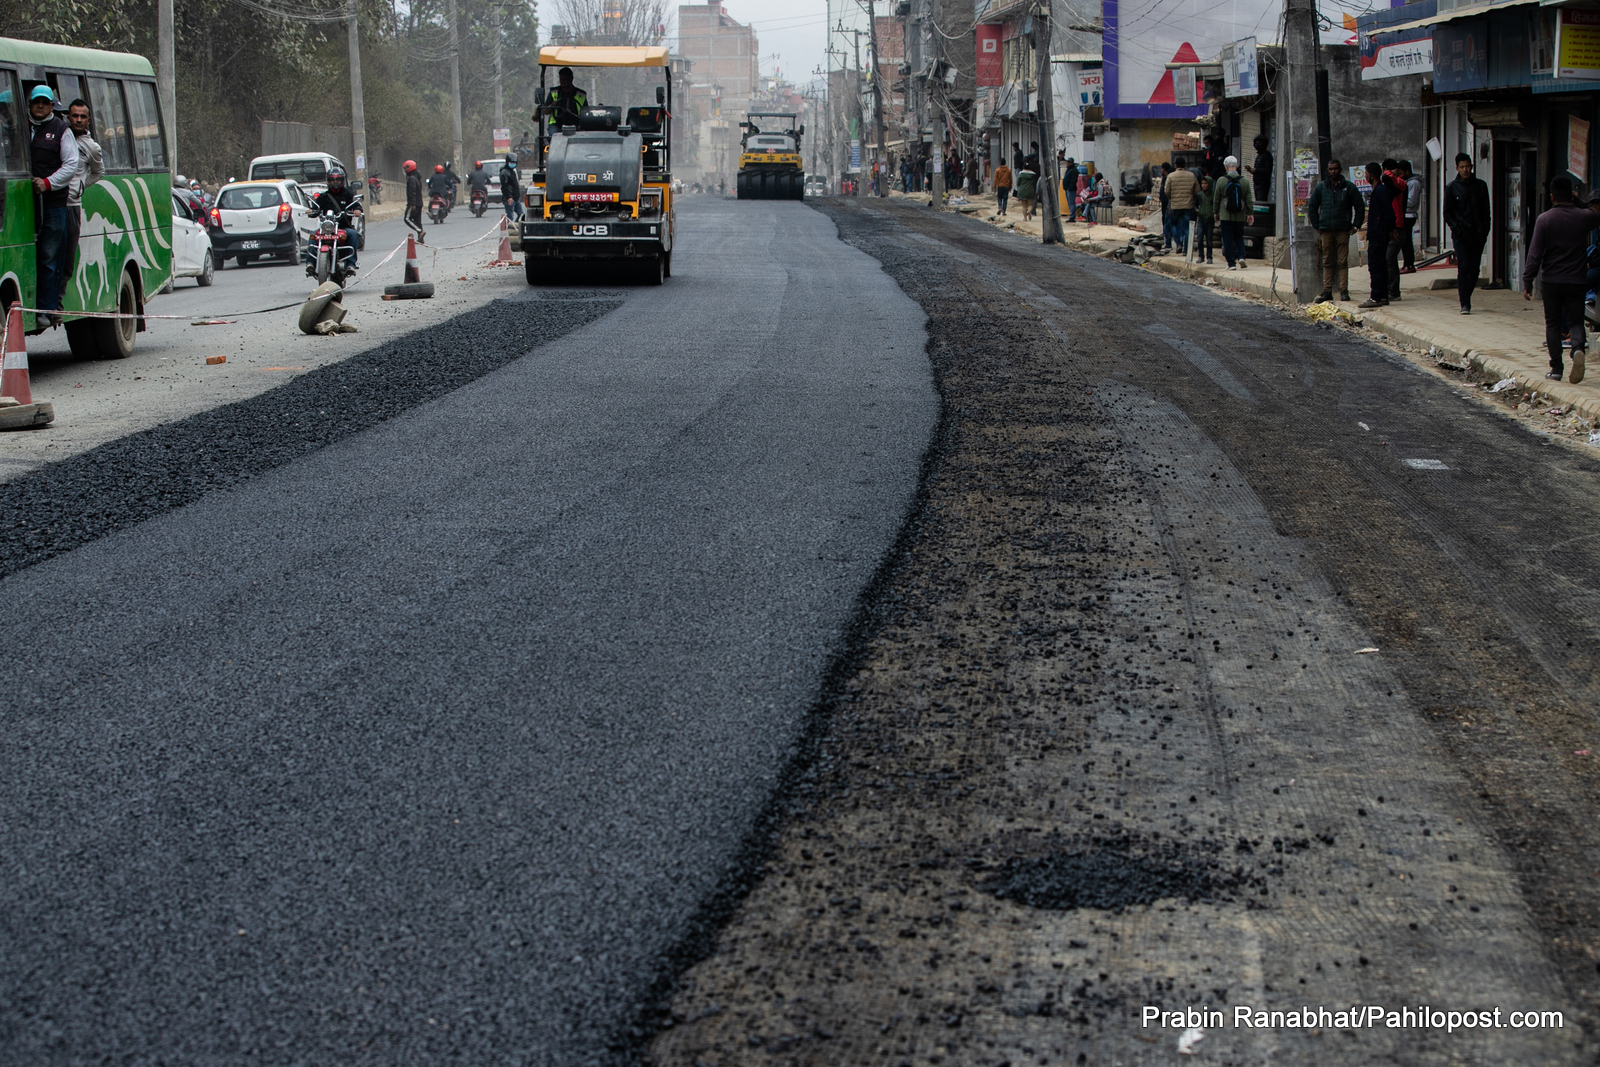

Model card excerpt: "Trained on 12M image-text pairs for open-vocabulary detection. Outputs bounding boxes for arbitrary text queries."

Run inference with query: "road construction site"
[2,194,1598,1067]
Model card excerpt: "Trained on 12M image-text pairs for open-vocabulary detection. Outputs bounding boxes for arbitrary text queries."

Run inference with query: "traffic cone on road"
[493,216,513,264]
[404,234,422,283]
[0,303,54,430]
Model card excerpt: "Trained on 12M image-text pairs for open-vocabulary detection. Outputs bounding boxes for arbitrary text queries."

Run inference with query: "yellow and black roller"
[736,113,805,201]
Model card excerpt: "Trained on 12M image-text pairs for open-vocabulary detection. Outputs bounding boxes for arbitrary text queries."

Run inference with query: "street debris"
[1178,1027,1206,1055]
[1488,377,1519,393]
[205,355,226,365]
[1111,234,1163,264]
[1305,301,1362,327]
[297,281,350,336]
[1355,647,1381,654]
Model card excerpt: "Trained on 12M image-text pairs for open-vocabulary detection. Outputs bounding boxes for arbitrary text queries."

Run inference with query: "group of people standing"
[1306,157,1425,308]
[1152,153,1258,269]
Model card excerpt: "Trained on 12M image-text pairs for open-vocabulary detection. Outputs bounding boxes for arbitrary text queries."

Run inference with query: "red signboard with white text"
[977,24,1002,87]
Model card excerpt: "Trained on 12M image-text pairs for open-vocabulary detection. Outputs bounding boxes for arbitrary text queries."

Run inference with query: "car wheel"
[92,269,138,359]
[197,252,215,287]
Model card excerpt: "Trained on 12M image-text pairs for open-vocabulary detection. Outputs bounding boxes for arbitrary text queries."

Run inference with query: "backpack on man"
[1224,176,1245,213]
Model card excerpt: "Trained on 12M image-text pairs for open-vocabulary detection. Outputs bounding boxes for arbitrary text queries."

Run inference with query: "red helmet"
[403,159,416,172]
[435,164,445,173]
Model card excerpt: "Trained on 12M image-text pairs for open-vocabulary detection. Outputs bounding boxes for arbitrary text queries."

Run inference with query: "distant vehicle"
[804,177,827,198]
[736,113,805,200]
[0,37,176,358]
[208,179,317,269]
[247,152,365,246]
[522,45,676,286]
[170,192,215,287]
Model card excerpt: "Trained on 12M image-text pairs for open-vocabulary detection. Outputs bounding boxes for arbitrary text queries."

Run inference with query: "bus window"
[0,69,24,174]
[87,77,131,171]
[49,73,83,109]
[124,81,165,170]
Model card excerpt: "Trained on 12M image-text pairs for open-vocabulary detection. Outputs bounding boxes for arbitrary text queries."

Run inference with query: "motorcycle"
[429,191,451,224]
[470,187,487,217]
[304,196,362,287]
[366,174,382,204]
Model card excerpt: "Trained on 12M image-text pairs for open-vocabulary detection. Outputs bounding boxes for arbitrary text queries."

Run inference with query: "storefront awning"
[1370,0,1538,36]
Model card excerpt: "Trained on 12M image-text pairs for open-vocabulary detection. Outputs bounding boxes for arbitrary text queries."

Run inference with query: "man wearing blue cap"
[28,85,80,327]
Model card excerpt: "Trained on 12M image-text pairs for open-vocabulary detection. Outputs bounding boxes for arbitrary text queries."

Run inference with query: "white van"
[247,152,364,247]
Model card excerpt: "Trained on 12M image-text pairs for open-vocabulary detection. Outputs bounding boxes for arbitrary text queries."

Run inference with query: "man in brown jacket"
[1164,165,1200,255]
[993,162,1013,216]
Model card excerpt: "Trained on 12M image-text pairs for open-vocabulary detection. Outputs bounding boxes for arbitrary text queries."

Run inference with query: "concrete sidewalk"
[895,189,1600,423]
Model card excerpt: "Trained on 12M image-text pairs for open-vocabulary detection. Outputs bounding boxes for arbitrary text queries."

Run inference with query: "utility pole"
[347,0,368,187]
[1033,0,1063,243]
[494,2,505,133]
[158,0,175,171]
[1285,0,1321,298]
[447,0,464,182]
[865,0,889,197]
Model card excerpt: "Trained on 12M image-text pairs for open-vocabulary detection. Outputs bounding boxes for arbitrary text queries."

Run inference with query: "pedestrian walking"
[1195,175,1216,264]
[498,154,523,221]
[1203,131,1229,181]
[1443,153,1490,314]
[1216,156,1253,270]
[1400,159,1421,272]
[1523,174,1593,384]
[1156,162,1173,250]
[993,160,1013,216]
[1306,158,1364,302]
[1014,158,1039,221]
[403,159,425,243]
[1359,162,1396,307]
[1062,157,1079,222]
[1165,163,1199,255]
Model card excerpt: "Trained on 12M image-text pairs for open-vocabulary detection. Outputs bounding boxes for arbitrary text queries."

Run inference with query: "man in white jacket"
[59,97,102,296]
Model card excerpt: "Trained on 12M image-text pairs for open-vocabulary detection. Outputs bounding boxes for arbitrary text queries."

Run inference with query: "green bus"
[0,37,172,359]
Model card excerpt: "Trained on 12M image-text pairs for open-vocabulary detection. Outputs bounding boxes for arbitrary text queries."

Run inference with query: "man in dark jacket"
[498,154,522,221]
[404,159,425,243]
[1062,157,1080,222]
[28,85,80,325]
[1523,174,1593,383]
[1359,162,1396,308]
[1443,152,1491,314]
[1306,159,1364,302]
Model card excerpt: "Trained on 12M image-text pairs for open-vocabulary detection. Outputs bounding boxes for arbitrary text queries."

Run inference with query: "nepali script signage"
[1357,0,1435,81]
[1222,37,1258,97]
[1557,8,1600,80]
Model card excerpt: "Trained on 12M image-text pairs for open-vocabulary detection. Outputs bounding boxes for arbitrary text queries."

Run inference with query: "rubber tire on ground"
[93,269,137,359]
[64,318,98,359]
[662,250,671,278]
[382,281,435,299]
[793,173,805,200]
[735,172,746,200]
[638,255,664,286]
[196,252,215,287]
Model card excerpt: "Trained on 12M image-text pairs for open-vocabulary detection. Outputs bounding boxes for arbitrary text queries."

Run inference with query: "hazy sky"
[711,1,830,86]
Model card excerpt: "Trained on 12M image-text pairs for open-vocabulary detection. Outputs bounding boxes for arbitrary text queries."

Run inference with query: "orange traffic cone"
[0,303,53,430]
[404,233,421,283]
[493,216,513,264]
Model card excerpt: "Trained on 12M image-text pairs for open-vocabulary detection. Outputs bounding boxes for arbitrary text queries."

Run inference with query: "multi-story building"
[677,2,759,186]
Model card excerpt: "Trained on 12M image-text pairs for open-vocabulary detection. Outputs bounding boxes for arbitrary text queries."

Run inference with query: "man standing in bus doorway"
[59,98,103,298]
[28,85,79,327]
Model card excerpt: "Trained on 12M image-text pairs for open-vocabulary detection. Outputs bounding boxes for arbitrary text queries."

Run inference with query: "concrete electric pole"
[1033,2,1064,244]
[1285,0,1322,298]
[494,2,505,133]
[158,0,175,171]
[347,0,368,187]
[447,0,464,182]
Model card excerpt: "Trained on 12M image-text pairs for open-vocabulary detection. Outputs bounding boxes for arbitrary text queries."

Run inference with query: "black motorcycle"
[304,196,362,287]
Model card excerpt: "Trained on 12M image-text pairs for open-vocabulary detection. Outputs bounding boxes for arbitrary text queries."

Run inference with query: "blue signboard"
[1434,18,1490,92]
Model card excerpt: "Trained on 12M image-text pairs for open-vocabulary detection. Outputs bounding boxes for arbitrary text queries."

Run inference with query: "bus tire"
[93,269,138,360]
[64,318,98,360]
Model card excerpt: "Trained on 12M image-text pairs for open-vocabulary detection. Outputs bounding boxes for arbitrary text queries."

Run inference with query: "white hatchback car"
[170,192,216,286]
[208,179,317,269]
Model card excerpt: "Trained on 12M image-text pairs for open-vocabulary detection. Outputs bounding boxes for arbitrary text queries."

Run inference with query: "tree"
[548,0,668,46]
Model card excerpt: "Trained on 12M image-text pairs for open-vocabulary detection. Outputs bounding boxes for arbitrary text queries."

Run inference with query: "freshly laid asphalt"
[0,198,937,1064]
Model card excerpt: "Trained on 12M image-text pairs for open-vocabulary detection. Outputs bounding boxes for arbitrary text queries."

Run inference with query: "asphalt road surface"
[0,197,937,1064]
[653,198,1600,1065]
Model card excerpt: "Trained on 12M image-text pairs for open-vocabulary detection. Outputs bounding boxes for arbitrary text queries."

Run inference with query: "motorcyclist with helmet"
[468,160,491,215]
[427,163,453,220]
[308,163,362,269]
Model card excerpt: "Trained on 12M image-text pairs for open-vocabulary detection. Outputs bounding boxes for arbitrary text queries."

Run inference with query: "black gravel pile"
[0,296,619,579]
[985,846,1233,911]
